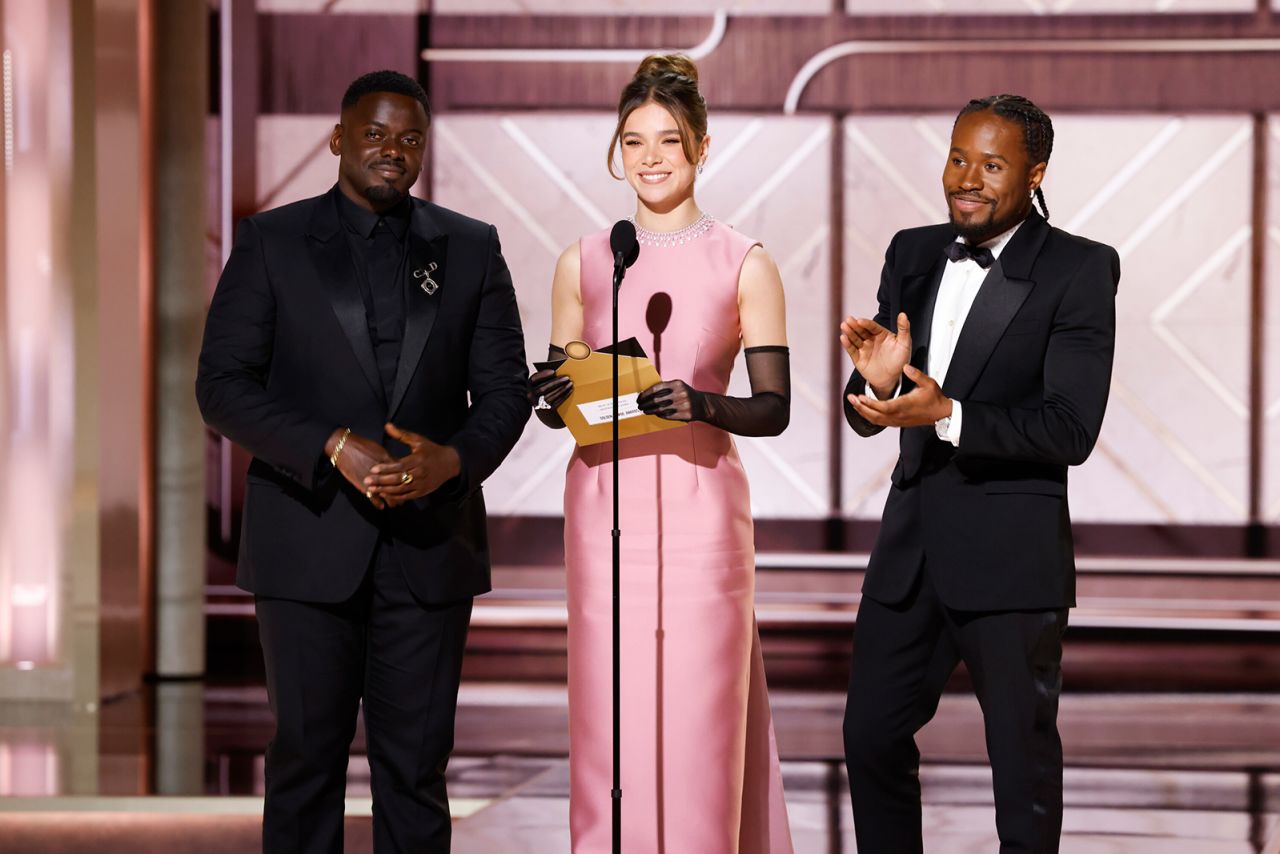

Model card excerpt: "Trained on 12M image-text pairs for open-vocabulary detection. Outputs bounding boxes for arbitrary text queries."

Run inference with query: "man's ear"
[329,123,343,156]
[1028,161,1047,194]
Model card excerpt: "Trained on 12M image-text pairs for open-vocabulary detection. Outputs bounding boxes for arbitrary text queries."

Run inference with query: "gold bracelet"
[329,427,352,468]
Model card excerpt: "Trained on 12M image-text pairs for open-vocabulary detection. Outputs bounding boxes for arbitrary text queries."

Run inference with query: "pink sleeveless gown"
[564,219,793,853]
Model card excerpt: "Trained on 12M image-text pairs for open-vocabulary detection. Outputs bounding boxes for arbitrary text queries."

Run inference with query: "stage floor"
[1,758,1276,853]
[2,683,1279,852]
[6,555,1279,850]
[448,757,1279,853]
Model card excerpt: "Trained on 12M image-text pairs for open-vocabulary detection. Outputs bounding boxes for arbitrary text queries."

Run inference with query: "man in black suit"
[196,70,529,852]
[839,95,1119,853]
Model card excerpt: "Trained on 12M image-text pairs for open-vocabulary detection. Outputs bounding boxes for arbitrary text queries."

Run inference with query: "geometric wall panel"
[255,116,348,211]
[207,116,357,294]
[433,114,624,518]
[842,115,1255,524]
[235,112,1263,526]
[432,113,834,517]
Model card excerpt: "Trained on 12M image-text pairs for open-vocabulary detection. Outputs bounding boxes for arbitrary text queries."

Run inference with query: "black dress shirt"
[336,189,411,402]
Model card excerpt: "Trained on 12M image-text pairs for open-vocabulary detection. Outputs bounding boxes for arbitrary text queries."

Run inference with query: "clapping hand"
[847,364,952,428]
[840,312,912,400]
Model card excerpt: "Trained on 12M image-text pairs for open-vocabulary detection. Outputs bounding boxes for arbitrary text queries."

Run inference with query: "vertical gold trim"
[1249,113,1267,546]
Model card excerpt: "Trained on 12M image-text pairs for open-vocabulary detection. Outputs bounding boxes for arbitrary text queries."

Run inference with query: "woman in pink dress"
[529,54,794,853]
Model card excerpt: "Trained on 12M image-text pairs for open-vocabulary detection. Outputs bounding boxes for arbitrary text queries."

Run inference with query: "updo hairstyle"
[607,54,708,180]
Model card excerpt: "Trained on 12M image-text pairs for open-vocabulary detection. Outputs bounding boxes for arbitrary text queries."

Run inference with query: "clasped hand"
[331,423,460,509]
[840,311,952,428]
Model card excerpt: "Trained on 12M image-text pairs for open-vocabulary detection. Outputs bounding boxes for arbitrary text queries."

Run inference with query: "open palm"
[840,312,912,396]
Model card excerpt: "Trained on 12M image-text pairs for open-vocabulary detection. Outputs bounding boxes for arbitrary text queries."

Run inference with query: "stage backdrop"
[204,1,1280,562]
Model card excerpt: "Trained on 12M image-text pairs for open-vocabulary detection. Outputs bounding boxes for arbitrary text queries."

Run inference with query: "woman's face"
[620,101,706,213]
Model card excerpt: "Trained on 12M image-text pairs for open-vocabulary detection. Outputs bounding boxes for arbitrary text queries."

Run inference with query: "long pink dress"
[564,217,794,853]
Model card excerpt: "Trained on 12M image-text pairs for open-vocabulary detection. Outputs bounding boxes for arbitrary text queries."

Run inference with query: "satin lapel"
[897,247,947,482]
[388,205,447,418]
[307,192,384,404]
[900,257,945,381]
[940,213,1049,400]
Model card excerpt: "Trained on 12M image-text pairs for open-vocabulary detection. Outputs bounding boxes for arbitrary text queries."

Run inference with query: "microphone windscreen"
[610,220,640,269]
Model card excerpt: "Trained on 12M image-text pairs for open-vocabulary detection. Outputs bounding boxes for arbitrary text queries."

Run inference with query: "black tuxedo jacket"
[196,186,529,604]
[845,211,1119,611]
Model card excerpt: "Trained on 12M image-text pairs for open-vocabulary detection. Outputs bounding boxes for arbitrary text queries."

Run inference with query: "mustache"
[949,191,993,203]
[369,159,405,171]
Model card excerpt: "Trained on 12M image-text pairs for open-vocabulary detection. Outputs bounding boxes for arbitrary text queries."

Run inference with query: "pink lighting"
[0,742,60,797]
[0,0,72,670]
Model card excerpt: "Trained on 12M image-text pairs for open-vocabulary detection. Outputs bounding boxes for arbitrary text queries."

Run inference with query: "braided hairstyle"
[956,94,1053,219]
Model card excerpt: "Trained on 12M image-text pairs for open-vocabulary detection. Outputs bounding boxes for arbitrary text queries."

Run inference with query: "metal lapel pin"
[413,261,439,295]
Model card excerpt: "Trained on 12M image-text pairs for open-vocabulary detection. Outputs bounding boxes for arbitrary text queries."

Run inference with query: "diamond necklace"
[628,212,715,248]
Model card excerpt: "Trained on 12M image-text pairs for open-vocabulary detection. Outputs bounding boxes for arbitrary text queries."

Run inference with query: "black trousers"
[256,540,473,854]
[843,563,1068,854]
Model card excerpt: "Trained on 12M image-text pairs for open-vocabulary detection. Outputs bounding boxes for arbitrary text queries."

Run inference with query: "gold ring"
[401,472,413,485]
[365,489,374,499]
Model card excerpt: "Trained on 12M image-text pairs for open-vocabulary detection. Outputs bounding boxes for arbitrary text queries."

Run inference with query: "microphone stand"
[611,249,624,854]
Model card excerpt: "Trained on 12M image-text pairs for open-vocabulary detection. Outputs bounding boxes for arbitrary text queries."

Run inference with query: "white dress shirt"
[870,219,1024,447]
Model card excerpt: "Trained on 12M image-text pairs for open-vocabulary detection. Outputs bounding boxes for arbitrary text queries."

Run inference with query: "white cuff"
[934,399,962,446]
[869,378,901,401]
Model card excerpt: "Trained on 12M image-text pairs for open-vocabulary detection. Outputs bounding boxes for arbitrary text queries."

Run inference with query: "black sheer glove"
[529,344,572,429]
[636,345,790,437]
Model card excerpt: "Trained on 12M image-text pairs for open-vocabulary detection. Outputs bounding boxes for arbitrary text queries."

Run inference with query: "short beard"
[363,182,406,207]
[949,199,1026,245]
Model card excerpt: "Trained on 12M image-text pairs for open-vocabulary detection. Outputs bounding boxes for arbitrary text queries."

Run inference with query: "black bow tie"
[943,241,995,269]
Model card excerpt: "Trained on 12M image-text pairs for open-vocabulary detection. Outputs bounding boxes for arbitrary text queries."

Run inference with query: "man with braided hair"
[838,94,1118,853]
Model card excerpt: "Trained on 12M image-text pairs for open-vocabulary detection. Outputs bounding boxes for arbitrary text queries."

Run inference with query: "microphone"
[610,220,639,272]
[645,292,672,374]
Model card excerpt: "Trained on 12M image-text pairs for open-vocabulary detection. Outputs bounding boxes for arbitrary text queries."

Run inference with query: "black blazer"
[845,211,1119,611]
[196,187,530,604]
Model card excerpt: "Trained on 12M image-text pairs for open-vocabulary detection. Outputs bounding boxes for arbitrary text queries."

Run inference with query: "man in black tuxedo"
[196,70,529,852]
[839,95,1119,853]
